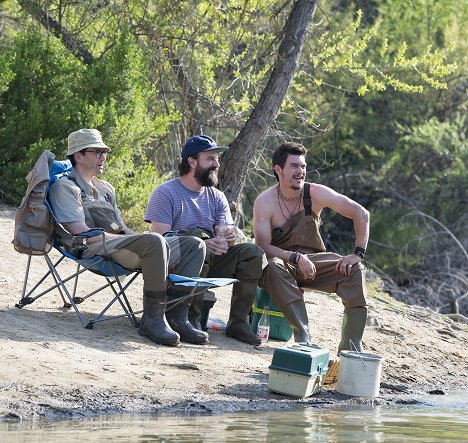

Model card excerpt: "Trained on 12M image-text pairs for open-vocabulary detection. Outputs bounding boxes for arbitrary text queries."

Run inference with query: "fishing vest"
[67,175,125,235]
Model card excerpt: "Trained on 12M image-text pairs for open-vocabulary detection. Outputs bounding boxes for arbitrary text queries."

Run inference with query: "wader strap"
[67,176,111,203]
[303,183,312,216]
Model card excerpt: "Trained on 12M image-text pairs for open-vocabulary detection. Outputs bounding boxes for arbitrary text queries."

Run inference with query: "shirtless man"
[253,142,369,353]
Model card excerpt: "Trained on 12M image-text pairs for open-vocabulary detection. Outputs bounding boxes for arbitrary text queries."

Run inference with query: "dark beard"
[195,166,218,187]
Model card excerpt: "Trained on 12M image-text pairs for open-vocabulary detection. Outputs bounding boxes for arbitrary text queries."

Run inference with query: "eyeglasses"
[84,149,110,159]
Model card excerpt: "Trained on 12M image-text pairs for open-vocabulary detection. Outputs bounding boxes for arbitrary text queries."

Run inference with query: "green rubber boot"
[188,291,205,331]
[138,290,180,347]
[281,299,311,343]
[338,307,367,353]
[225,281,261,345]
[166,287,209,345]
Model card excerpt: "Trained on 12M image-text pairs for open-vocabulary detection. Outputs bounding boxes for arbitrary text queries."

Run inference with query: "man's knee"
[186,236,206,254]
[236,242,264,259]
[235,243,266,278]
[145,232,166,251]
[340,264,368,307]
[264,257,289,277]
[117,233,167,256]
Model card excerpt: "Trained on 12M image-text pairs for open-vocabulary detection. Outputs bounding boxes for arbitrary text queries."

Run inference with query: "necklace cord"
[277,185,302,221]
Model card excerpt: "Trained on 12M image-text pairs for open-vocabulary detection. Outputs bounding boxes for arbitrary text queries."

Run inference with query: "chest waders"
[263,183,367,352]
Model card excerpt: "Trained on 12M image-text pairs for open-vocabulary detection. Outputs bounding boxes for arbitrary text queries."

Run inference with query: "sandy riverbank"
[0,203,466,420]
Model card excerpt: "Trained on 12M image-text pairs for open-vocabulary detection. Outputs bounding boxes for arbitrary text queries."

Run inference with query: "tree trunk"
[218,0,318,216]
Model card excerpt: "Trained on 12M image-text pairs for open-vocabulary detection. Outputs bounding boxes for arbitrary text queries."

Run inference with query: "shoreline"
[1,203,467,420]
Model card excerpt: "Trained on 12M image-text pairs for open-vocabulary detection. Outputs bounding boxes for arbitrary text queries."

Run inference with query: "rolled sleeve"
[48,178,85,224]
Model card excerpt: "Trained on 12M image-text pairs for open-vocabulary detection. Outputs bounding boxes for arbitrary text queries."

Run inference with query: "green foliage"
[370,117,466,274]
[382,117,466,220]
[0,50,15,95]
[0,28,85,200]
[0,26,174,212]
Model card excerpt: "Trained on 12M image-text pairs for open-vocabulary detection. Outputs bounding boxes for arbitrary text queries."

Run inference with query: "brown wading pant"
[82,233,206,293]
[260,253,367,309]
[259,209,367,309]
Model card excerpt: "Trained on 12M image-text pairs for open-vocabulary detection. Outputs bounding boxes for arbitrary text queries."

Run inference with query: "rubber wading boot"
[281,299,311,343]
[225,285,261,345]
[166,288,209,345]
[138,290,180,347]
[338,306,368,353]
[188,291,205,331]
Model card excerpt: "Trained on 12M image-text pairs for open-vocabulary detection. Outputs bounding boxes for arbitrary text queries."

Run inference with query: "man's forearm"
[257,242,294,263]
[353,208,370,249]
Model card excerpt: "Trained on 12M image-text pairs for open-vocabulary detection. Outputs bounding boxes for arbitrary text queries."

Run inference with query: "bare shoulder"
[310,183,337,199]
[255,186,277,203]
[309,183,343,213]
[254,186,277,214]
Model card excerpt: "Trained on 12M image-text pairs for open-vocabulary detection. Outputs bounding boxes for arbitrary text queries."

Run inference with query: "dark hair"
[178,153,199,176]
[272,142,307,181]
[67,148,88,168]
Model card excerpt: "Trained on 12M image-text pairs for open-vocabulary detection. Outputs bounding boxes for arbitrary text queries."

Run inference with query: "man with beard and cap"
[49,128,208,347]
[145,135,267,345]
[253,142,369,354]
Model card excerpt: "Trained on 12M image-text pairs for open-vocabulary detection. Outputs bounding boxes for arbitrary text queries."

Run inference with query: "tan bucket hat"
[67,128,111,156]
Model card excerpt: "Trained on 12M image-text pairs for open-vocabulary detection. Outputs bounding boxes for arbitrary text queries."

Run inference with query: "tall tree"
[219,0,318,218]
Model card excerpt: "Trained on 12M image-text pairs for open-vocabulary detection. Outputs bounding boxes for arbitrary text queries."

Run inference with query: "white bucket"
[336,350,383,397]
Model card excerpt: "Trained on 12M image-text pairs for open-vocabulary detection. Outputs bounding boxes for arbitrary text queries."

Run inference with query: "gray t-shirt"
[145,178,233,237]
[48,169,124,228]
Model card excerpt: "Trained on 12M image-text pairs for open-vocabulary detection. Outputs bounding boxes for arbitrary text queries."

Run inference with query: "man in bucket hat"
[145,135,267,346]
[49,128,208,347]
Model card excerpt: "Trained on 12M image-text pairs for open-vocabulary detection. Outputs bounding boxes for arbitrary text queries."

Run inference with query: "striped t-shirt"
[145,178,233,237]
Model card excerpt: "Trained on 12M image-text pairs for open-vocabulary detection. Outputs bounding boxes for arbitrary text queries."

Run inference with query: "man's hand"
[205,237,229,255]
[221,225,236,245]
[214,225,236,247]
[297,254,317,280]
[336,254,361,276]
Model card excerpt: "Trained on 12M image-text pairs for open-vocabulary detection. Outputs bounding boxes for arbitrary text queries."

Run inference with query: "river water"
[1,391,466,442]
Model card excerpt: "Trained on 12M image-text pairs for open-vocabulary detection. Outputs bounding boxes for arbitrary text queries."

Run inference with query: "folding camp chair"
[16,227,144,329]
[16,242,237,330]
[15,156,237,330]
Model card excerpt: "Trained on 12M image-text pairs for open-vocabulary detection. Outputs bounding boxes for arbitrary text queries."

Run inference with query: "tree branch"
[18,0,94,64]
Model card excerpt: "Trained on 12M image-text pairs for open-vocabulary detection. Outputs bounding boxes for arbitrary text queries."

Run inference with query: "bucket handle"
[349,339,366,369]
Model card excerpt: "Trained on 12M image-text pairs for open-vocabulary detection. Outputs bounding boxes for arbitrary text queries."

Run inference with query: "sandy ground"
[0,203,467,419]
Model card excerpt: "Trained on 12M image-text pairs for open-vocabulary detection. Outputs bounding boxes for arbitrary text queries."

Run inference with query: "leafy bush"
[0,27,176,229]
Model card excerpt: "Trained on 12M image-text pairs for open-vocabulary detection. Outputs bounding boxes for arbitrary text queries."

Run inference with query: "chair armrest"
[71,229,107,255]
[73,228,105,240]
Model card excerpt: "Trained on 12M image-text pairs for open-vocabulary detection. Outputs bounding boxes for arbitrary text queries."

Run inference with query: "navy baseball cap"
[181,135,229,159]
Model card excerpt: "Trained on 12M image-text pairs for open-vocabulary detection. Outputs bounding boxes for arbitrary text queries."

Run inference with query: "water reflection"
[1,392,467,442]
